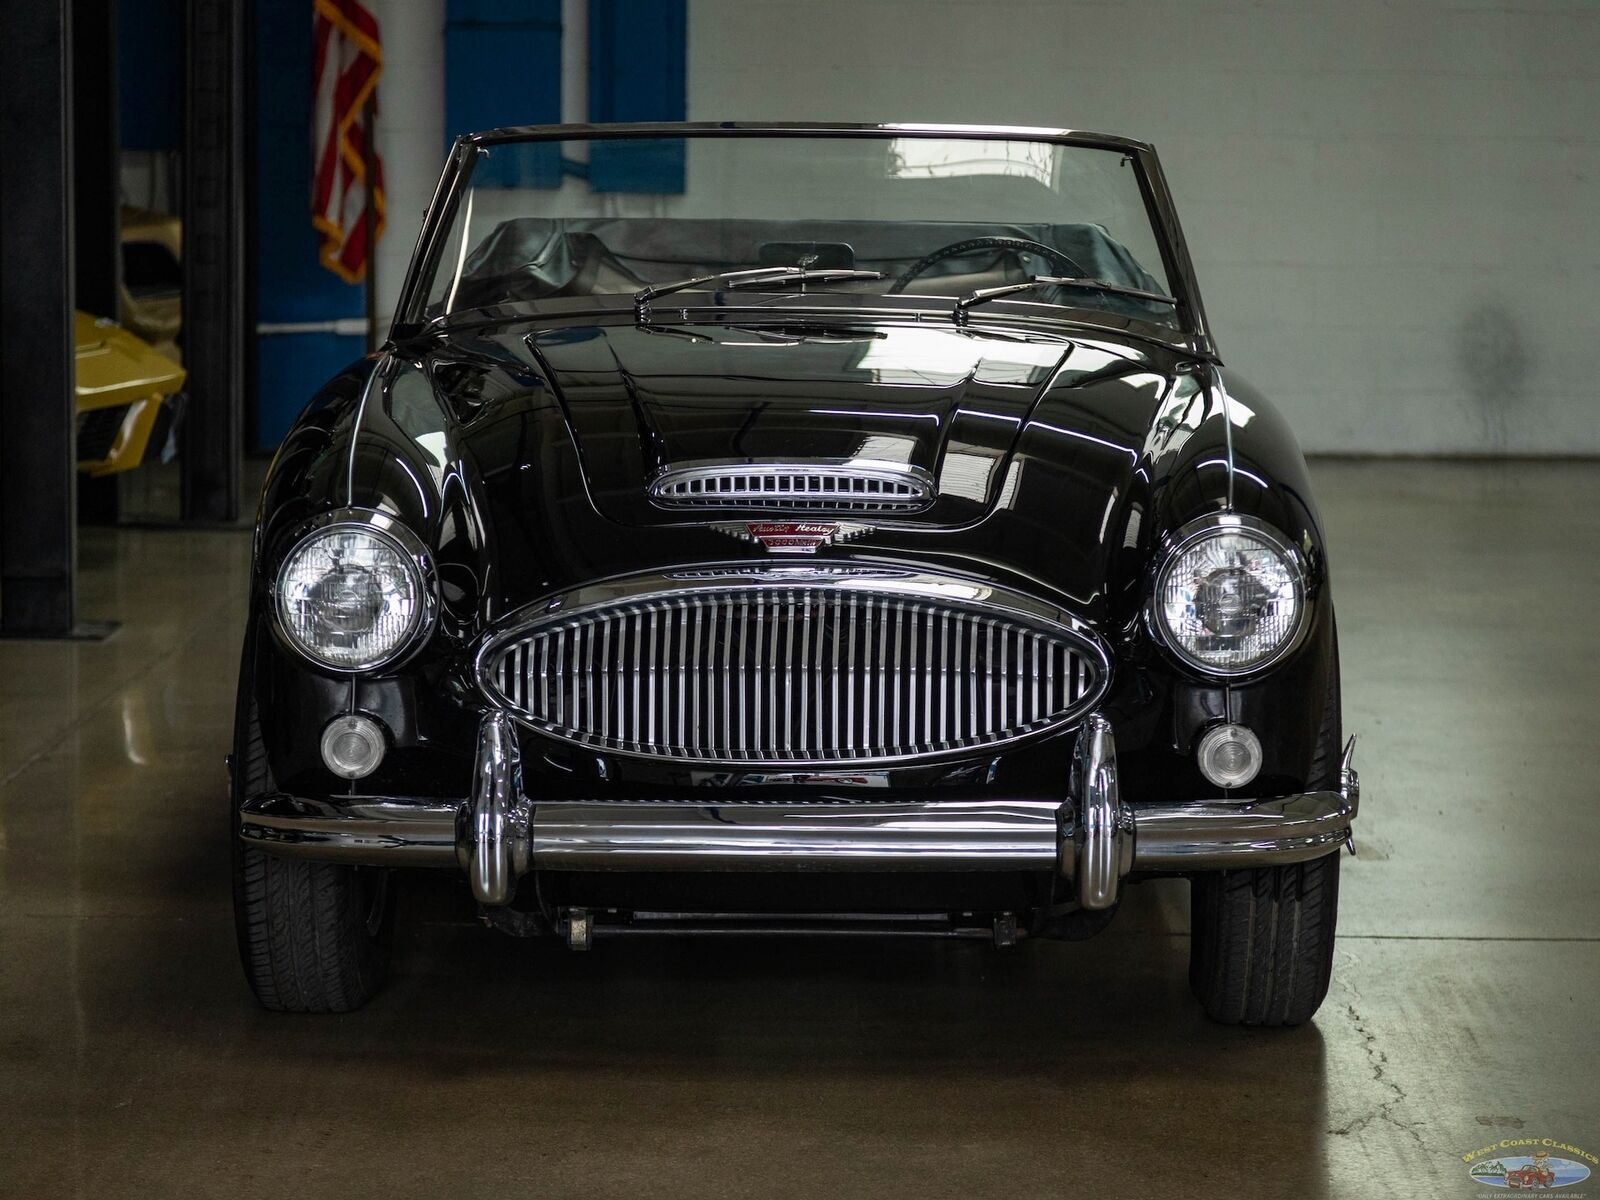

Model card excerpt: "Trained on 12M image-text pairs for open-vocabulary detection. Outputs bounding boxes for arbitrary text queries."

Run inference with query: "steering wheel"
[888,236,1090,294]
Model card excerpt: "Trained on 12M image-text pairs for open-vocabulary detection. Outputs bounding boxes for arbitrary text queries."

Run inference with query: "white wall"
[369,0,446,330]
[370,0,593,327]
[686,0,1600,455]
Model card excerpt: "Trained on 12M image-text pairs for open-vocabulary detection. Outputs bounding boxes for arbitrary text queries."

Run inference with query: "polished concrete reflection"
[1,462,1597,1198]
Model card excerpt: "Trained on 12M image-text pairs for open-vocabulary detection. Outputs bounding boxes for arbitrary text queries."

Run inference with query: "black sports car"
[233,123,1358,1023]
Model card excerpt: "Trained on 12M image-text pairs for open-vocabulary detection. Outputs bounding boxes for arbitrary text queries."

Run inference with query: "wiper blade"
[634,267,884,320]
[635,267,797,308]
[954,275,1178,324]
[724,268,884,291]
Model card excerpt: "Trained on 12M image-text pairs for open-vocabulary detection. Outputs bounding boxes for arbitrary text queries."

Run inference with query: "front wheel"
[233,847,395,1013]
[1188,851,1341,1026]
[231,691,394,1013]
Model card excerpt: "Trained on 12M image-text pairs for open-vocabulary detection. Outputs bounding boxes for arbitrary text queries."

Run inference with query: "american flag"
[312,0,386,283]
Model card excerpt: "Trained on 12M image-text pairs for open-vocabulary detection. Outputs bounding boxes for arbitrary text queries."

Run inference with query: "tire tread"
[1188,626,1342,1027]
[231,697,391,1013]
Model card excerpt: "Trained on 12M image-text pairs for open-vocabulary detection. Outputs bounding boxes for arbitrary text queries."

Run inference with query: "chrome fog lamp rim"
[1196,722,1263,789]
[320,713,388,779]
[271,507,438,674]
[1148,513,1312,680]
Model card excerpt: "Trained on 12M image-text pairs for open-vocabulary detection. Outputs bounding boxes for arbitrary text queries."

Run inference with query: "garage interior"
[2,2,1597,1196]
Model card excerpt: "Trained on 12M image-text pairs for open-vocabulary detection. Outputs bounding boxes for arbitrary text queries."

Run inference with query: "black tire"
[1188,850,1341,1026]
[231,695,394,1013]
[1188,626,1342,1027]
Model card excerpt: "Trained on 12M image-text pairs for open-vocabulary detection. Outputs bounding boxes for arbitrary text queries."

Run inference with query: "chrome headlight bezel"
[270,508,438,674]
[1148,514,1313,680]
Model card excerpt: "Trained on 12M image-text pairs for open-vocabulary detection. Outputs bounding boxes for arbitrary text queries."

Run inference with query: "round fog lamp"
[320,714,387,780]
[1197,724,1262,789]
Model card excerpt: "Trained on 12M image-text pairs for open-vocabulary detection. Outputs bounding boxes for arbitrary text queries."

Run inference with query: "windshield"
[418,132,1179,330]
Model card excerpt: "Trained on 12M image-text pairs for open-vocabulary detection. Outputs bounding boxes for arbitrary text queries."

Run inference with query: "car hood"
[524,321,1075,527]
[340,315,1229,627]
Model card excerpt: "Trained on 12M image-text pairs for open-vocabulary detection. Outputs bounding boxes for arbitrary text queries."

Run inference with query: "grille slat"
[845,595,858,749]
[485,586,1104,764]
[650,462,934,513]
[799,594,812,755]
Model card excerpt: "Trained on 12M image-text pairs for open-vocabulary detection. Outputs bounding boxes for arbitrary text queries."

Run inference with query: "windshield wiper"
[953,275,1178,325]
[725,268,884,291]
[634,267,884,321]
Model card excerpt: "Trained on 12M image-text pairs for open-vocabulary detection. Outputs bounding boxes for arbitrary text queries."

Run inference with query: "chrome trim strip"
[1214,374,1236,512]
[472,565,1113,767]
[345,366,381,507]
[468,121,1160,153]
[650,459,935,512]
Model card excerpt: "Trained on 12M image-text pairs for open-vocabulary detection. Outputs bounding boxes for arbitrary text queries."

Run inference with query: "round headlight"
[275,521,428,670]
[1153,518,1307,675]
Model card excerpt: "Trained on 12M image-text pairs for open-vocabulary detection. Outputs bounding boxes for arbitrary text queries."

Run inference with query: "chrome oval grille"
[481,577,1106,765]
[650,461,933,512]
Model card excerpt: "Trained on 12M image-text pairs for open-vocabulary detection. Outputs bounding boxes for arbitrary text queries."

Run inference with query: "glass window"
[420,133,1176,330]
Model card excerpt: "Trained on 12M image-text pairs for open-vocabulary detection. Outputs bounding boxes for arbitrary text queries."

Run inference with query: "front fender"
[1140,365,1337,796]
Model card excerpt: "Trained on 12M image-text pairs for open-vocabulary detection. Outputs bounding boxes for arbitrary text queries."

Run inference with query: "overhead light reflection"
[887,138,1055,187]
[1030,422,1139,462]
[1195,457,1268,490]
[121,697,148,766]
[809,409,940,422]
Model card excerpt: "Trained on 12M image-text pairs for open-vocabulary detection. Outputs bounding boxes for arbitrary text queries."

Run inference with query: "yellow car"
[75,311,185,476]
[119,206,182,359]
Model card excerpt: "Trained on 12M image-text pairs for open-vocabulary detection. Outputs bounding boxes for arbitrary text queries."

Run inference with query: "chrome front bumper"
[238,712,1360,910]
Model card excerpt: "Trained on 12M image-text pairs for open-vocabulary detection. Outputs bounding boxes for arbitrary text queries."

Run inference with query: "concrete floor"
[1,461,1596,1198]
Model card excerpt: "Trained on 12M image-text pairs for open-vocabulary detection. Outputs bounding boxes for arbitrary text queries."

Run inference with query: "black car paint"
[241,305,1334,818]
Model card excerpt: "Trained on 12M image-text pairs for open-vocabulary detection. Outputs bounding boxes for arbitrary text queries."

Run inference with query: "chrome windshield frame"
[388,122,1216,359]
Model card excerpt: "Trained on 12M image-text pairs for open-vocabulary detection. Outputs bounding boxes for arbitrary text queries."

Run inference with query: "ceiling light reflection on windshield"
[887,138,1056,187]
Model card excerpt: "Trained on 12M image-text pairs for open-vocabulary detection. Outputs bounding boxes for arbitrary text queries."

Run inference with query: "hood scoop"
[648,460,935,514]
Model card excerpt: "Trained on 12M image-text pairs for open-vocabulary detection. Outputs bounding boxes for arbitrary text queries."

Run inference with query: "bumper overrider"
[239,711,1360,910]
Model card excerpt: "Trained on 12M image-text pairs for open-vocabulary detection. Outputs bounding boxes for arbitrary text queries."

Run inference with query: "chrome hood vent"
[649,461,934,513]
[477,567,1109,766]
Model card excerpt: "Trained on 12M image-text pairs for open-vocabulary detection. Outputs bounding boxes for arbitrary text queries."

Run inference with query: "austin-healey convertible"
[232,123,1358,1022]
